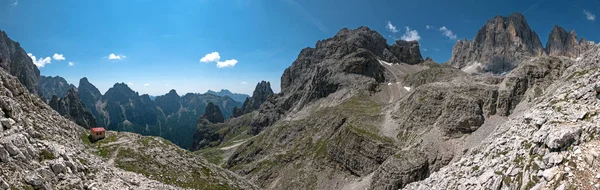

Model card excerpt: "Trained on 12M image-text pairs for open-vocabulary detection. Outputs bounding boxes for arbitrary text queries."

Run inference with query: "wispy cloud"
[433,48,440,52]
[52,53,65,61]
[200,52,238,68]
[401,26,421,41]
[386,21,398,33]
[584,10,596,21]
[422,48,428,52]
[68,62,74,66]
[108,53,126,60]
[425,25,433,30]
[523,0,546,14]
[240,81,248,85]
[438,26,457,39]
[27,53,52,68]
[127,82,134,86]
[144,83,150,87]
[282,0,328,33]
[10,0,17,7]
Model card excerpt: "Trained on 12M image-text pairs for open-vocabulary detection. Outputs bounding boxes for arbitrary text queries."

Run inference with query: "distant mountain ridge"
[205,89,250,103]
[39,75,76,100]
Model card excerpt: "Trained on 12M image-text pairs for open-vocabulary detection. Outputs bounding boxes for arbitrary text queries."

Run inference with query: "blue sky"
[1,0,598,96]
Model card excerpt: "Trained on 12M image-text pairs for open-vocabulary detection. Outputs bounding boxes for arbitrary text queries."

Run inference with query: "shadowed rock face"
[0,30,40,94]
[449,13,544,74]
[48,88,97,128]
[202,102,225,124]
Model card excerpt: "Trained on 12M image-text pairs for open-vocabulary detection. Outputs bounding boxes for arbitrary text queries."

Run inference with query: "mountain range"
[1,11,600,190]
[36,75,251,149]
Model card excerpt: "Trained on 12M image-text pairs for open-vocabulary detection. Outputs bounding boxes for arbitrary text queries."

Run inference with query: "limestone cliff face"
[545,25,595,58]
[449,13,544,74]
[38,75,76,100]
[0,30,40,94]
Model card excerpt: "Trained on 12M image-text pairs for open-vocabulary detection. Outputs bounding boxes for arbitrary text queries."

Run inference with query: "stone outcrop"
[38,75,76,100]
[0,30,40,94]
[449,13,544,74]
[396,82,499,137]
[241,81,274,114]
[369,149,429,190]
[48,88,97,128]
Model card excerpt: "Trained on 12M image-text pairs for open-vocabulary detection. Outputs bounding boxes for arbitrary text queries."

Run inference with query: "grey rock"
[2,142,19,156]
[24,173,44,188]
[327,124,397,176]
[449,13,544,74]
[0,179,8,190]
[0,145,9,162]
[543,152,563,166]
[369,149,429,190]
[0,118,15,129]
[51,163,67,175]
[541,167,559,181]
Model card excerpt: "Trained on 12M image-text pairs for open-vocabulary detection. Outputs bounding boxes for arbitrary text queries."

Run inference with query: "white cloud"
[584,10,596,21]
[422,48,428,52]
[52,53,65,61]
[68,62,74,66]
[426,25,432,30]
[240,81,248,85]
[108,53,126,60]
[433,48,440,52]
[200,52,221,63]
[439,26,457,39]
[216,59,238,68]
[386,21,398,33]
[401,26,421,41]
[127,82,134,86]
[200,52,238,68]
[144,83,150,87]
[10,0,17,6]
[27,53,52,68]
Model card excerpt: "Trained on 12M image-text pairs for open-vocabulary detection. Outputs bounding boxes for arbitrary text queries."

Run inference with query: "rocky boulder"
[369,149,429,190]
[449,13,545,74]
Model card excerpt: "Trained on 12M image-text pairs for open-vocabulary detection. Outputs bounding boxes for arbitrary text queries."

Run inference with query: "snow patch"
[387,83,392,86]
[378,60,393,66]
[404,86,411,91]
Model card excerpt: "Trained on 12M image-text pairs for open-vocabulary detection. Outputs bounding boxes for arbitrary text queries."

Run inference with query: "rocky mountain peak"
[38,75,76,100]
[0,30,40,94]
[154,89,182,116]
[449,12,544,74]
[201,102,224,123]
[546,25,589,58]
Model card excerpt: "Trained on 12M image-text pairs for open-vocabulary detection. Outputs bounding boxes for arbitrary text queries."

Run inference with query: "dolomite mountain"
[2,11,600,190]
[189,13,600,190]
